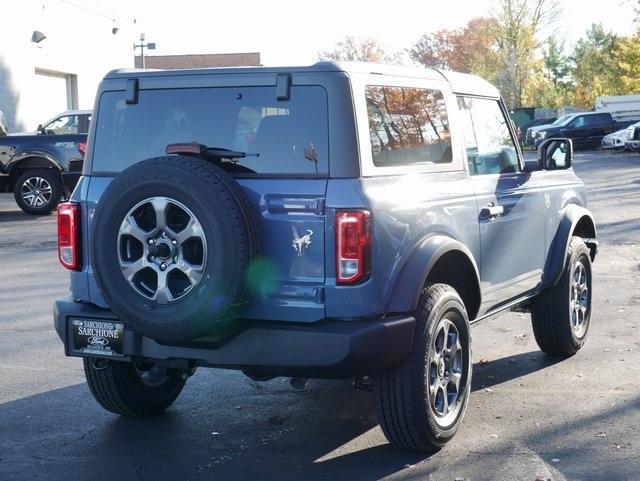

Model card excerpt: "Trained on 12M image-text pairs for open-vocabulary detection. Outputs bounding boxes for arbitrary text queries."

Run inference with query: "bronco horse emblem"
[292,227,313,257]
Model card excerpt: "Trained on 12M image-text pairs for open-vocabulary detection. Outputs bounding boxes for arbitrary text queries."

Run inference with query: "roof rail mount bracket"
[126,78,139,105]
[276,74,291,101]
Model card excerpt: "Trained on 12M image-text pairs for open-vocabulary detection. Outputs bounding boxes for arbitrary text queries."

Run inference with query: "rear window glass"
[91,86,328,175]
[365,85,452,166]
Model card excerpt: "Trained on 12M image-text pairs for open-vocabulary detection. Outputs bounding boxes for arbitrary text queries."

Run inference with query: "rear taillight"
[58,202,81,271]
[336,210,371,284]
[78,142,87,157]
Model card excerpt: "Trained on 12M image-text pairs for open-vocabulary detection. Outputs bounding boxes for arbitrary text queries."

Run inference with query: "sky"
[104,0,638,65]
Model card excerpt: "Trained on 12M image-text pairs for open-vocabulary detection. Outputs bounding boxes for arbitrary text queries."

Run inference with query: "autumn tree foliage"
[319,36,401,64]
[320,1,640,110]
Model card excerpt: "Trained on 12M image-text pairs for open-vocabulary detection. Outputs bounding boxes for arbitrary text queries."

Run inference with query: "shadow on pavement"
[0,349,588,481]
[472,350,562,391]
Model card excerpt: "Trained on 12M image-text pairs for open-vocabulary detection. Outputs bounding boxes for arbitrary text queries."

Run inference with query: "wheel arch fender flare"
[543,204,597,288]
[387,235,482,319]
[6,150,64,175]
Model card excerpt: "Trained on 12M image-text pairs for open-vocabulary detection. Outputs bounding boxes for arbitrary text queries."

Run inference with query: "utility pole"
[133,33,156,69]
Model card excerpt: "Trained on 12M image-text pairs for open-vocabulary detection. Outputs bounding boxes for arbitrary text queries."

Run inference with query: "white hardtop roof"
[107,60,501,98]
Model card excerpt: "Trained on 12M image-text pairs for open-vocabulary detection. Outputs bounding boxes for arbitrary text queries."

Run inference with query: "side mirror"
[37,124,45,135]
[522,157,542,172]
[538,138,572,170]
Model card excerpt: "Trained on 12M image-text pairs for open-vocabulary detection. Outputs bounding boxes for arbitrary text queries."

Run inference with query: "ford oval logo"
[88,336,109,346]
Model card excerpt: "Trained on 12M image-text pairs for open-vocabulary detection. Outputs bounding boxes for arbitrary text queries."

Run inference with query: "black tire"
[83,358,186,416]
[92,156,259,342]
[13,169,62,215]
[531,236,592,357]
[376,284,472,453]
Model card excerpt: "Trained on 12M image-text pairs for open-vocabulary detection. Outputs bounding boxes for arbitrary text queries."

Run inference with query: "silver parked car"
[601,121,640,150]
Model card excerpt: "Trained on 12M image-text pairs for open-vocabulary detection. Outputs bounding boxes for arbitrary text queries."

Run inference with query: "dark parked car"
[0,113,87,214]
[534,111,636,149]
[518,116,556,144]
[54,62,597,453]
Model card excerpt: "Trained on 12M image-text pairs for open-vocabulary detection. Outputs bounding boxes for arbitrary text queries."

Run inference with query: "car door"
[586,114,611,145]
[457,96,547,312]
[560,115,588,145]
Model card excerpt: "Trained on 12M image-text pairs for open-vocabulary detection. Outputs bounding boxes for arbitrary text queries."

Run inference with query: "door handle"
[481,203,504,219]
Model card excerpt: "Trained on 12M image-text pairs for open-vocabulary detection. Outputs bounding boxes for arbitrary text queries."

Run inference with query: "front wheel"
[13,169,62,215]
[531,236,593,356]
[83,358,187,416]
[376,284,472,453]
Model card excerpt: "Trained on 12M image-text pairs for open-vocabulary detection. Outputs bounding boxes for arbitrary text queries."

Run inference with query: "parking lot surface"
[0,150,639,481]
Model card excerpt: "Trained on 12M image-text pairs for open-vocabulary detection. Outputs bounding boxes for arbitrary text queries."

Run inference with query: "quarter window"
[365,86,452,166]
[457,97,519,175]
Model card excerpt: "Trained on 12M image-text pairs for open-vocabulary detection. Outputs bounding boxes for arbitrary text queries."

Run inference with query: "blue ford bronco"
[53,62,597,453]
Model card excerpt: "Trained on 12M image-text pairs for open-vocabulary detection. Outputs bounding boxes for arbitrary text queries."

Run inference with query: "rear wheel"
[376,284,472,453]
[83,358,187,416]
[531,236,592,356]
[13,169,62,215]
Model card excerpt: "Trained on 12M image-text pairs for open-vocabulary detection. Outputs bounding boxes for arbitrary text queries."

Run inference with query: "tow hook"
[353,376,375,392]
[290,377,308,390]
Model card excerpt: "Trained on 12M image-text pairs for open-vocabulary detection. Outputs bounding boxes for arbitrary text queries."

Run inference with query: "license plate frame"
[71,319,125,356]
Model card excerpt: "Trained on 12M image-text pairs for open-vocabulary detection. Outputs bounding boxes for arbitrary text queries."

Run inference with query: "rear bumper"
[53,296,415,379]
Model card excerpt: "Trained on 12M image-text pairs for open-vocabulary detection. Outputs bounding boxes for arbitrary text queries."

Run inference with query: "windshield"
[92,86,329,175]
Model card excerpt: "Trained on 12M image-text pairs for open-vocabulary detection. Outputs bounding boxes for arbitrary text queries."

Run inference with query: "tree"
[319,37,402,64]
[615,33,640,94]
[408,29,460,69]
[408,17,499,77]
[571,23,621,107]
[489,0,562,109]
[543,37,570,86]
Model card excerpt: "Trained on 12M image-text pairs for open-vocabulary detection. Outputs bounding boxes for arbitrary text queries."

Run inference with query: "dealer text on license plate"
[72,319,124,356]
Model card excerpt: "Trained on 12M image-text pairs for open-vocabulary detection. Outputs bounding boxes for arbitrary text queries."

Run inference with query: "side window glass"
[572,116,585,128]
[456,97,519,175]
[45,115,79,135]
[365,86,452,166]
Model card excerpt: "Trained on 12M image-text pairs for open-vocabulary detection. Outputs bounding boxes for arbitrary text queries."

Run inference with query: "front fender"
[387,235,481,313]
[6,149,64,174]
[543,204,597,288]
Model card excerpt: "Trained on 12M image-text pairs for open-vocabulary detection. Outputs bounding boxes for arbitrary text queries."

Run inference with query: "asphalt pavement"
[0,150,639,481]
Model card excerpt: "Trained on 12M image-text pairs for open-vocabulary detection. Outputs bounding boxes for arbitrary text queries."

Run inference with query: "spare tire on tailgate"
[92,156,259,342]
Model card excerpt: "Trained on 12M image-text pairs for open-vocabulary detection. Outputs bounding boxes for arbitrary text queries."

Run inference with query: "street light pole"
[133,33,156,69]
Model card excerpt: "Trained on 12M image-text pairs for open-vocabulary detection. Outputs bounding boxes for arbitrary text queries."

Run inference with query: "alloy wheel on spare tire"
[92,156,259,342]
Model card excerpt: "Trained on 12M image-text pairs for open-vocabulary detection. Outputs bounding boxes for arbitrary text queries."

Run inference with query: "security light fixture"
[134,34,157,68]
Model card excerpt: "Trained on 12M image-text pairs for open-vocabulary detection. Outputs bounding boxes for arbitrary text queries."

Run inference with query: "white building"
[0,0,135,132]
